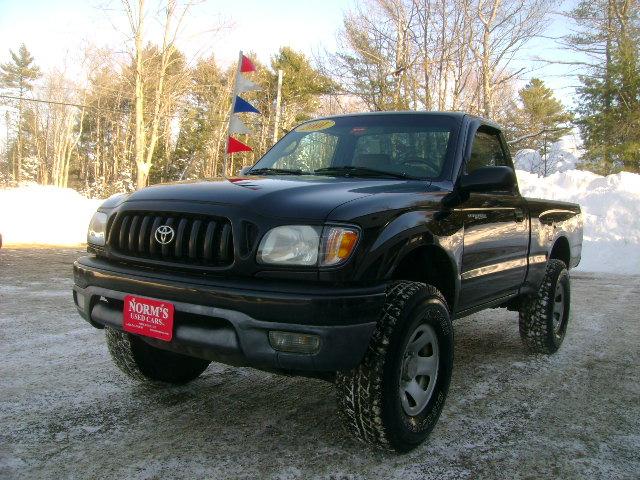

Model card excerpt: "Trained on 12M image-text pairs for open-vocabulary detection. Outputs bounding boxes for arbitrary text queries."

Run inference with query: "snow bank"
[517,169,640,275]
[1,171,638,275]
[0,185,102,246]
[513,136,581,176]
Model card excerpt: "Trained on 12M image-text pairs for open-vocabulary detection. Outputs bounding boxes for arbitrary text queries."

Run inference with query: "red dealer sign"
[123,295,174,342]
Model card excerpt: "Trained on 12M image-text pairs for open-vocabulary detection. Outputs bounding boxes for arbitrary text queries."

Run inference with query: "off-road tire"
[336,281,454,452]
[105,327,210,384]
[519,259,571,354]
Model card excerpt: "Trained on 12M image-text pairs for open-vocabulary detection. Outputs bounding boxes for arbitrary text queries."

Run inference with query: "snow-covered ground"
[1,170,639,274]
[2,249,639,479]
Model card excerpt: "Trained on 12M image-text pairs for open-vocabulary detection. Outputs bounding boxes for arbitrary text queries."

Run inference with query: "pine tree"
[269,47,336,132]
[0,44,40,93]
[170,57,233,180]
[568,0,640,174]
[20,155,39,183]
[577,32,640,173]
[0,44,41,182]
[506,78,573,175]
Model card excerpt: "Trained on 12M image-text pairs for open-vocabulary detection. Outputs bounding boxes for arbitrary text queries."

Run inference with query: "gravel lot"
[1,248,639,479]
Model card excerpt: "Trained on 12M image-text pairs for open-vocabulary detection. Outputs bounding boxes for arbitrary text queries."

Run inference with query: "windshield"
[249,114,459,179]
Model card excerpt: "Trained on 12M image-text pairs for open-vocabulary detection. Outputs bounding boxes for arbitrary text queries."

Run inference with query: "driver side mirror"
[239,166,251,176]
[459,166,516,192]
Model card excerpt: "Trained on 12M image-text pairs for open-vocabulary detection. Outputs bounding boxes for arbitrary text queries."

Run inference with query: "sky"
[0,0,350,70]
[0,0,582,109]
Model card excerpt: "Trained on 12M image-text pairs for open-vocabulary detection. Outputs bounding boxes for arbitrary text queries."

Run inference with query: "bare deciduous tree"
[122,0,190,188]
[43,72,87,187]
[326,0,553,118]
[471,0,553,117]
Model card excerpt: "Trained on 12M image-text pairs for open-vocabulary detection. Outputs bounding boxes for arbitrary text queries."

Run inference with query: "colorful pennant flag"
[240,54,256,73]
[236,72,259,93]
[233,96,260,114]
[227,136,252,154]
[224,52,260,176]
[229,116,252,135]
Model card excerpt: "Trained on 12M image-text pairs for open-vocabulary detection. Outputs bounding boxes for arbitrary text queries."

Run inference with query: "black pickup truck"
[73,112,583,452]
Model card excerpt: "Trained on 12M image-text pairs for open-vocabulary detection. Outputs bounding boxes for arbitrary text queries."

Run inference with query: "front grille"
[107,211,234,267]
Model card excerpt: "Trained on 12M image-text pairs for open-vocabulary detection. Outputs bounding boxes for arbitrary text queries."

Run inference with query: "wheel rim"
[399,323,439,416]
[552,280,565,336]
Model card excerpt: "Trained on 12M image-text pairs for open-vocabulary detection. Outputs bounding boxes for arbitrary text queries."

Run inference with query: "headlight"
[87,212,108,246]
[257,225,359,267]
[258,225,321,265]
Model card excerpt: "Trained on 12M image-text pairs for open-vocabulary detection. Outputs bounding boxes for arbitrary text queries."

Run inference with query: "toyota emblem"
[154,225,175,245]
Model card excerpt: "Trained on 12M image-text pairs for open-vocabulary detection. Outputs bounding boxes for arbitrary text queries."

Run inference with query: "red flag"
[227,136,252,153]
[240,54,256,73]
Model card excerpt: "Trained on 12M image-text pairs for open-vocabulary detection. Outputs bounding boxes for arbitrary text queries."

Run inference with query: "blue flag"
[233,96,260,114]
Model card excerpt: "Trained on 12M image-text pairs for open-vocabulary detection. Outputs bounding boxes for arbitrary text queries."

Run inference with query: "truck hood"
[122,175,424,221]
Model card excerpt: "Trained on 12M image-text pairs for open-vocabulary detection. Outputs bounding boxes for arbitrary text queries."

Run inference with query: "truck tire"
[518,259,571,354]
[336,281,454,452]
[105,327,210,384]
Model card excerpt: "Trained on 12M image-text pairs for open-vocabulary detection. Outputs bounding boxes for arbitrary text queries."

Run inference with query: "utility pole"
[272,69,283,144]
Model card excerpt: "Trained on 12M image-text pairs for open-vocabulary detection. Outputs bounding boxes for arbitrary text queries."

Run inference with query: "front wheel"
[105,327,210,385]
[336,281,454,452]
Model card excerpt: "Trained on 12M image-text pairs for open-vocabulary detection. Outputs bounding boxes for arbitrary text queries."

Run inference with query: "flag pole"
[224,50,243,177]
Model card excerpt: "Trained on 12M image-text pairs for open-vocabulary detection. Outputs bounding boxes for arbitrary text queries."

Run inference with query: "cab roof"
[309,110,501,130]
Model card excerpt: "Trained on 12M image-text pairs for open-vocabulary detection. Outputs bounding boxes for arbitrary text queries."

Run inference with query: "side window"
[467,129,507,173]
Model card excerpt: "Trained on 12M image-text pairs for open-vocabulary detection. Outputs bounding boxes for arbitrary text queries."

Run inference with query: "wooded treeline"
[0,0,637,196]
[0,42,334,196]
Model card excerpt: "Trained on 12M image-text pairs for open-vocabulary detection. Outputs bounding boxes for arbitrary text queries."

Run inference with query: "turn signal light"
[268,331,321,354]
[320,227,359,266]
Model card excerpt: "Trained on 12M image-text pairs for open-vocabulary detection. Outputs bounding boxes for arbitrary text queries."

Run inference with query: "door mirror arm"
[441,189,468,208]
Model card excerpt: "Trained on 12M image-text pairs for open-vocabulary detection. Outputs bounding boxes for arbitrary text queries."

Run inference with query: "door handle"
[514,209,525,222]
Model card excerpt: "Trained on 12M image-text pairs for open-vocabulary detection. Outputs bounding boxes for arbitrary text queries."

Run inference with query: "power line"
[0,93,94,111]
[0,93,266,127]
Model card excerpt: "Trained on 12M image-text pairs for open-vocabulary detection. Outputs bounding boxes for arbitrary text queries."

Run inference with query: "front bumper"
[73,256,385,373]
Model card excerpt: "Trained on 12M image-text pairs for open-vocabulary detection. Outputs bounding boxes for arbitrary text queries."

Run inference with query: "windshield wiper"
[314,166,416,180]
[247,167,306,176]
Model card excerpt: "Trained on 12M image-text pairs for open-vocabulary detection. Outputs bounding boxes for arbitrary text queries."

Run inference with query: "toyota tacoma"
[73,112,583,452]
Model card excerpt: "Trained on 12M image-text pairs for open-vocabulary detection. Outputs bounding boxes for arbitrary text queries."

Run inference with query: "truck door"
[457,126,529,312]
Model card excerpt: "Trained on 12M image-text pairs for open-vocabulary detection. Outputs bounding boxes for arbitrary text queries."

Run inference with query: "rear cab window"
[352,128,451,178]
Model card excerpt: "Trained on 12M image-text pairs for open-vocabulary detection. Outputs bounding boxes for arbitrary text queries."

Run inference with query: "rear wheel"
[336,281,454,452]
[518,259,571,354]
[105,327,210,384]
